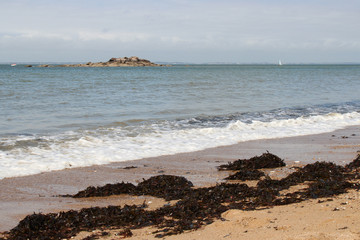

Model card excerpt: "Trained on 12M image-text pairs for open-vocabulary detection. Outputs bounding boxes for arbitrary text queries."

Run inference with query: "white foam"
[0,112,359,179]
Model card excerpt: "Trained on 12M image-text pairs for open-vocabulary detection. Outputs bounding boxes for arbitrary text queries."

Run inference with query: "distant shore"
[0,125,360,239]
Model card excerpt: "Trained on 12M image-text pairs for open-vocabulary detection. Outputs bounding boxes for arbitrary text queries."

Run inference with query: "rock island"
[39,56,169,67]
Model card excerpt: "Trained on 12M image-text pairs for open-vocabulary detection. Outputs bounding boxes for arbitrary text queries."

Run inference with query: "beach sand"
[1,125,360,239]
[72,189,360,240]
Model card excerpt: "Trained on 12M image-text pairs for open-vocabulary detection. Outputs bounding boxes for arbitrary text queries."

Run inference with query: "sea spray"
[0,111,359,179]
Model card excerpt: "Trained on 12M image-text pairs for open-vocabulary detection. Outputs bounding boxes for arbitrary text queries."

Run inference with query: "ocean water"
[1,64,360,179]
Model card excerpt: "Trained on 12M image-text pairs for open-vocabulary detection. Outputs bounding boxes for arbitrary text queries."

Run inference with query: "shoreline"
[0,125,359,234]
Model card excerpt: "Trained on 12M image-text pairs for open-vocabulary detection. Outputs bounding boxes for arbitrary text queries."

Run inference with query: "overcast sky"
[1,0,360,63]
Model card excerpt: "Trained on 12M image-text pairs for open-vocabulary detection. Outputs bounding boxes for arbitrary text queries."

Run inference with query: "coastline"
[0,125,359,236]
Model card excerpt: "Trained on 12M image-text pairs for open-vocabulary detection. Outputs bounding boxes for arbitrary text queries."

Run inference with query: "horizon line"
[1,61,360,65]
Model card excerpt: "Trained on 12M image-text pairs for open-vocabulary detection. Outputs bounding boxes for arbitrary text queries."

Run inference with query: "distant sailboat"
[278,60,282,66]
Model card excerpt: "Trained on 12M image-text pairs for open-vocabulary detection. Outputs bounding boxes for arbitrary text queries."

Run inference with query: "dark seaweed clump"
[257,161,346,191]
[3,153,360,240]
[72,182,137,198]
[6,204,160,240]
[72,175,193,201]
[303,180,352,198]
[345,154,360,169]
[218,152,285,171]
[224,169,265,180]
[221,152,284,181]
[136,175,194,200]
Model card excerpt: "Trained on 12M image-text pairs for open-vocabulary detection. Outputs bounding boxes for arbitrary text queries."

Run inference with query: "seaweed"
[3,154,360,240]
[6,204,160,240]
[154,198,227,237]
[82,231,109,240]
[136,175,194,201]
[218,152,285,171]
[302,180,352,198]
[73,182,137,198]
[224,169,265,181]
[345,154,360,170]
[257,161,346,191]
[72,175,193,201]
[117,229,133,238]
[191,183,260,204]
[122,166,138,170]
[297,161,345,181]
[256,177,284,190]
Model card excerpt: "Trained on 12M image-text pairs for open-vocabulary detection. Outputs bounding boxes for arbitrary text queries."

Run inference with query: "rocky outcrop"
[39,56,169,67]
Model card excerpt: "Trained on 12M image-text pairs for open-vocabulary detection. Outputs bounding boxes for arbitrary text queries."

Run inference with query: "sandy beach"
[73,189,360,240]
[2,0,360,239]
[1,125,360,239]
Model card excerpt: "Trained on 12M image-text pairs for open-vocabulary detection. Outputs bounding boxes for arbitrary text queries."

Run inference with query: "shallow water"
[1,64,360,178]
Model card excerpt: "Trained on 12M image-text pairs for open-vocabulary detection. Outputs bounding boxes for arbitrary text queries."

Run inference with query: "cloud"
[1,31,72,41]
[77,31,150,42]
[1,0,360,62]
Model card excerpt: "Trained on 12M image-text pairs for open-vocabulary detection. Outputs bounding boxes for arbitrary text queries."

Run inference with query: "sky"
[1,0,360,63]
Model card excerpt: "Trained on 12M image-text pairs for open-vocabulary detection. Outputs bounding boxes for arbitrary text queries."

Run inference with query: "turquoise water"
[1,64,360,178]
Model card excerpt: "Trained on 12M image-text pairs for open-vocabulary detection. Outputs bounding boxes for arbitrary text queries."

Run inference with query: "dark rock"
[38,56,169,68]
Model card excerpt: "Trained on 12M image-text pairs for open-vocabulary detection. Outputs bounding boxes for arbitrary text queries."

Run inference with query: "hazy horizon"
[1,0,360,64]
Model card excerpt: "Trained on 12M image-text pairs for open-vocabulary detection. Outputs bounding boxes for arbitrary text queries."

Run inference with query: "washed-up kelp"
[4,155,360,240]
[345,154,360,170]
[302,180,352,198]
[191,183,257,203]
[72,182,137,198]
[257,161,346,191]
[81,231,110,240]
[151,183,278,237]
[5,203,161,240]
[122,166,138,170]
[136,175,194,201]
[224,169,265,181]
[71,175,194,201]
[218,152,285,171]
[118,229,133,238]
[273,180,354,206]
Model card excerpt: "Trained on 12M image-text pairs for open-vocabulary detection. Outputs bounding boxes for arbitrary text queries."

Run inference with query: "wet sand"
[0,125,359,235]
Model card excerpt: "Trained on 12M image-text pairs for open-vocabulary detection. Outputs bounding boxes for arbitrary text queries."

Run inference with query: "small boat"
[278,60,282,66]
[10,63,16,67]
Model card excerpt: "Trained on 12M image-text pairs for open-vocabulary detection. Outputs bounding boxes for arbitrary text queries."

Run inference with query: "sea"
[1,64,360,179]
